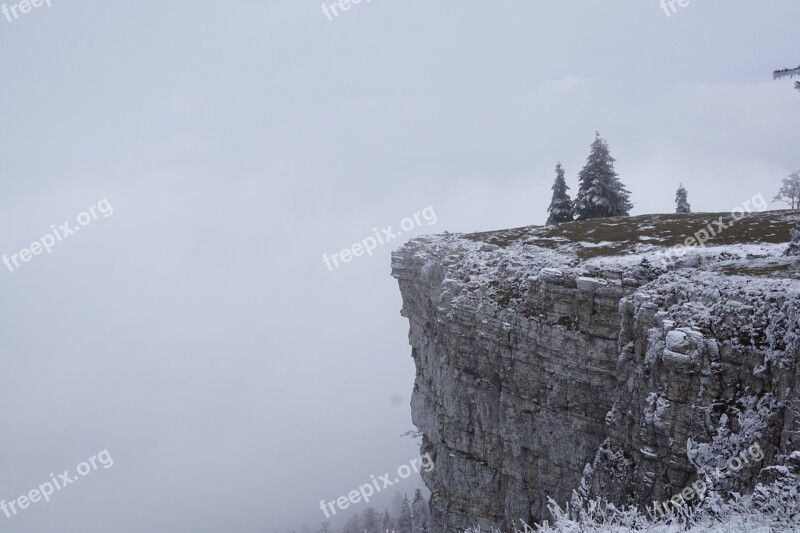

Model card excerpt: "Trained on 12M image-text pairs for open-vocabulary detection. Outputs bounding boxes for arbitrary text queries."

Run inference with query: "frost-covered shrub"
[463,464,800,532]
[783,227,800,256]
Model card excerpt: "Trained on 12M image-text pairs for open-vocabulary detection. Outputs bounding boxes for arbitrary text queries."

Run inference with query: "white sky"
[0,1,798,531]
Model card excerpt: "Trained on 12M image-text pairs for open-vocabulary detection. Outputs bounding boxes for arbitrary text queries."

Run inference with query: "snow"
[577,241,615,248]
[463,481,800,532]
[576,276,607,291]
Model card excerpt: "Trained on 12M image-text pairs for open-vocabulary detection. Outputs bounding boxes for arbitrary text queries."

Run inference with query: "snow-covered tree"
[774,64,800,92]
[675,183,691,213]
[381,509,398,532]
[391,491,404,517]
[399,494,413,533]
[360,508,381,532]
[573,132,632,220]
[342,513,361,533]
[774,171,800,210]
[546,162,574,224]
[784,228,800,256]
[411,489,431,533]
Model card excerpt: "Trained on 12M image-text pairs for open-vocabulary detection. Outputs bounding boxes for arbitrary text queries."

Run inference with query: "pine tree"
[360,508,381,533]
[381,509,398,532]
[399,494,413,533]
[675,183,691,213]
[546,162,574,224]
[343,513,361,533]
[411,489,431,532]
[573,132,632,220]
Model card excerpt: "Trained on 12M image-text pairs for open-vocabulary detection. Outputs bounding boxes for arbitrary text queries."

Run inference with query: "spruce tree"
[381,510,398,532]
[675,184,691,213]
[399,494,412,533]
[573,132,632,220]
[546,162,574,224]
[411,489,431,532]
[360,508,381,532]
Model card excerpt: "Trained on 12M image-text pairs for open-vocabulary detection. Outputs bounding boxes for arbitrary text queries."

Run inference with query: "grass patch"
[462,211,800,261]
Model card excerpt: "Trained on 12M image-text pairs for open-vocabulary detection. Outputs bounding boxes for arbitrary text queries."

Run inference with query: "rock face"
[391,212,800,532]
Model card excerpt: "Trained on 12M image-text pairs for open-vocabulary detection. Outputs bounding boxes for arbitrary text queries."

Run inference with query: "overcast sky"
[0,1,798,531]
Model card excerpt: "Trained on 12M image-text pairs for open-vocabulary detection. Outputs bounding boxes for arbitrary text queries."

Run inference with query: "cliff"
[391,211,800,531]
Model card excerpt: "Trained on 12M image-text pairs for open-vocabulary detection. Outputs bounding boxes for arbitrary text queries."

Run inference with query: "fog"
[0,1,798,531]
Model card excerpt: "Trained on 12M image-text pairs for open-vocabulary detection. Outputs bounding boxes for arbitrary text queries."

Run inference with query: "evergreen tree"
[675,183,691,213]
[391,491,404,517]
[381,509,398,532]
[399,494,413,533]
[343,513,361,533]
[411,489,431,532]
[546,162,574,224]
[360,508,381,533]
[573,132,632,220]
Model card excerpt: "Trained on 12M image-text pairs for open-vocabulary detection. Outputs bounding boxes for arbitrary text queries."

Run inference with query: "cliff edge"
[391,211,800,531]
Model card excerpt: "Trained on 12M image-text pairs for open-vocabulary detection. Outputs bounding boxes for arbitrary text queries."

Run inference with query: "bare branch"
[401,429,424,439]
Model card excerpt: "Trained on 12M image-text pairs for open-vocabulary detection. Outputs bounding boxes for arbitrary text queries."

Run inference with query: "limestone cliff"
[391,211,800,531]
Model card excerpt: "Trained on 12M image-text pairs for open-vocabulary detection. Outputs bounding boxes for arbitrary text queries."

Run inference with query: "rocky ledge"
[391,211,800,531]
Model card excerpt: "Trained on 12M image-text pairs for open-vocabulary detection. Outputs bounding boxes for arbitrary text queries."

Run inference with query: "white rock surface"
[391,215,800,531]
